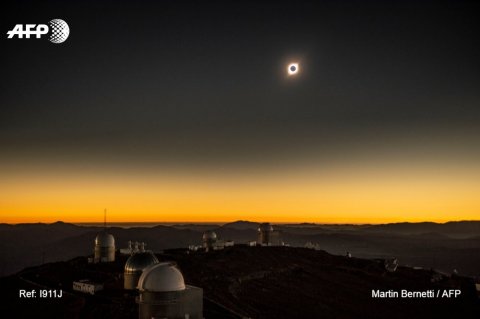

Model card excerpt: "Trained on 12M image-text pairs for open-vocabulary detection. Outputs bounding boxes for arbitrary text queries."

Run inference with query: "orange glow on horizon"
[1,161,479,224]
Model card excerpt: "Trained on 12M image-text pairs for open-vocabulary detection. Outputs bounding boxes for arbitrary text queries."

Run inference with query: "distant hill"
[170,223,221,232]
[364,221,480,238]
[1,220,480,277]
[221,220,260,230]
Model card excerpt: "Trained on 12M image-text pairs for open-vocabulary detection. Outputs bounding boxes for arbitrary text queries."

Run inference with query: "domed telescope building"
[124,243,159,290]
[257,222,283,246]
[93,209,116,263]
[137,262,203,319]
[202,230,217,252]
[94,232,115,263]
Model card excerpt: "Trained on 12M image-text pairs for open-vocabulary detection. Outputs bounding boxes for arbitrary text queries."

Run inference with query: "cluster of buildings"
[74,220,285,318]
[77,225,204,319]
[188,230,234,252]
[188,222,284,253]
[120,240,149,255]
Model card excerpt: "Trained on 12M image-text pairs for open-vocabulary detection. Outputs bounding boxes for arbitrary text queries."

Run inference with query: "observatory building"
[201,230,234,252]
[121,240,148,255]
[93,209,116,263]
[137,262,203,319]
[94,231,116,263]
[124,244,159,290]
[257,222,283,246]
[202,230,217,252]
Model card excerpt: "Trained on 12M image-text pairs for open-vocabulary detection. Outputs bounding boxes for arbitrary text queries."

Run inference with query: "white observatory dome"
[95,232,115,247]
[202,230,217,240]
[137,262,186,292]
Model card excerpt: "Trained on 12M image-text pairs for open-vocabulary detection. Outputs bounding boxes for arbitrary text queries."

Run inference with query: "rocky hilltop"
[1,246,478,318]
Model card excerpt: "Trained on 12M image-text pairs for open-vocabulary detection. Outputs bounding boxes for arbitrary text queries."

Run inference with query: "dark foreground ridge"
[1,246,478,319]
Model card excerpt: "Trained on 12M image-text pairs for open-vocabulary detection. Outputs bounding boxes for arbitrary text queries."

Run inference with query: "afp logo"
[7,19,70,44]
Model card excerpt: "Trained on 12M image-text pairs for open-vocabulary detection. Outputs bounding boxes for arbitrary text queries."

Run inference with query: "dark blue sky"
[1,0,479,170]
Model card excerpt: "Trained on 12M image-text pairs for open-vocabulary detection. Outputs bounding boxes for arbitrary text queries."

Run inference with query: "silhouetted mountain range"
[364,221,480,238]
[0,220,479,277]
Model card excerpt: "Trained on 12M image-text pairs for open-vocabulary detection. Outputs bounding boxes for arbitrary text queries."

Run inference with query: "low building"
[188,245,201,251]
[120,241,147,255]
[73,280,104,295]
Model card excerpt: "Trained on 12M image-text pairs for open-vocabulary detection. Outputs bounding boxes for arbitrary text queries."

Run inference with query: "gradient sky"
[1,0,479,223]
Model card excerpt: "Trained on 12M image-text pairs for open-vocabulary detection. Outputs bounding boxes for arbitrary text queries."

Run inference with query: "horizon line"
[2,219,479,226]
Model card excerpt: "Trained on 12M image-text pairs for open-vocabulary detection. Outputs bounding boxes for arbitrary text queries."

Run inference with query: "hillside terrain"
[0,246,478,318]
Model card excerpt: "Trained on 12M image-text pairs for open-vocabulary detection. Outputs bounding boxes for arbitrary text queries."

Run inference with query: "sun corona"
[288,63,299,75]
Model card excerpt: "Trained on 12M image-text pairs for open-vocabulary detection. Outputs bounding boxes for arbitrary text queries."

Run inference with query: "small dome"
[258,223,273,232]
[202,230,217,240]
[125,252,159,274]
[95,232,115,247]
[138,262,186,292]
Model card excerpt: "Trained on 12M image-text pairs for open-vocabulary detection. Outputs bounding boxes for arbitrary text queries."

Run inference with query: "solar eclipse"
[288,63,299,75]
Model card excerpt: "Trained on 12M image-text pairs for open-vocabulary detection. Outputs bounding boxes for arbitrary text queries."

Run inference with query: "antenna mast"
[104,208,107,232]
